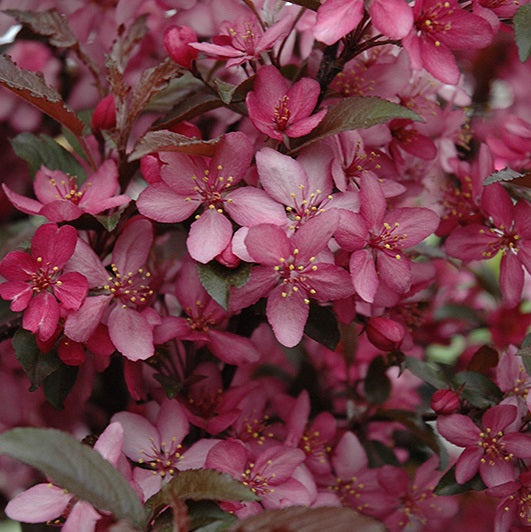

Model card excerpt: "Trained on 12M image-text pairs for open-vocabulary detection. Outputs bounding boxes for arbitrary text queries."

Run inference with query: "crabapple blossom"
[164,25,198,68]
[0,224,88,342]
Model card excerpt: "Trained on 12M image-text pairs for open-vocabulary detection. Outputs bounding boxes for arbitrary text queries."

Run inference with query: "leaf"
[0,54,85,136]
[0,428,146,528]
[516,333,531,374]
[10,133,86,178]
[364,356,391,404]
[110,15,148,72]
[514,4,531,62]
[188,501,237,532]
[129,131,221,161]
[43,364,79,409]
[404,356,448,389]
[147,470,259,514]
[197,261,251,310]
[289,96,421,153]
[229,506,385,532]
[279,0,320,10]
[453,371,503,408]
[466,345,499,374]
[434,465,486,496]
[483,166,530,186]
[4,8,77,48]
[94,208,126,232]
[152,91,223,131]
[304,303,340,351]
[12,329,61,390]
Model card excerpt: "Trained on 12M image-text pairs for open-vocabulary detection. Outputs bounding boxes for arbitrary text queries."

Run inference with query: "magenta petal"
[499,252,523,308]
[455,446,483,484]
[335,211,369,251]
[64,295,110,342]
[306,263,354,300]
[23,292,59,341]
[314,0,364,45]
[229,266,278,311]
[0,250,37,280]
[386,207,439,247]
[266,287,309,347]
[113,218,153,274]
[31,224,77,268]
[54,272,88,310]
[350,249,378,303]
[2,183,43,215]
[5,484,71,523]
[0,281,33,311]
[437,414,480,446]
[502,433,531,458]
[205,440,248,477]
[210,132,253,183]
[39,201,84,222]
[65,238,108,287]
[108,305,154,361]
[370,0,413,39]
[419,38,460,85]
[79,160,119,207]
[286,110,327,138]
[481,184,514,229]
[137,182,199,223]
[482,404,517,433]
[292,210,339,261]
[479,456,517,488]
[332,431,368,476]
[287,78,321,122]
[252,65,288,109]
[187,209,232,264]
[377,251,411,294]
[360,172,386,229]
[208,329,261,365]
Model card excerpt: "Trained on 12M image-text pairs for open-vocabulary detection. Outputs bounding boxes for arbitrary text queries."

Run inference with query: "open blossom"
[335,172,439,303]
[64,218,158,361]
[5,422,125,530]
[230,211,354,347]
[0,224,88,341]
[437,404,531,487]
[189,15,293,67]
[246,65,327,141]
[137,132,285,263]
[2,160,129,222]
[445,183,531,308]
[402,0,494,84]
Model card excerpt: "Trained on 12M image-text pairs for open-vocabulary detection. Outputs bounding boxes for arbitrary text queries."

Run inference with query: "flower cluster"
[0,1,529,531]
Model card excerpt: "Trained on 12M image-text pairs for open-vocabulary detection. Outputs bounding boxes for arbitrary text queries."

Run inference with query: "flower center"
[478,427,513,465]
[102,264,153,308]
[274,250,317,304]
[48,175,85,205]
[417,1,454,45]
[241,462,274,495]
[188,165,234,213]
[31,257,61,293]
[370,222,408,259]
[138,437,183,477]
[274,95,291,131]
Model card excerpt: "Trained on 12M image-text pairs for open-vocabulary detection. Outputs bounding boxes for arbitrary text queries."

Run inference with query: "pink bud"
[169,120,202,139]
[216,241,241,268]
[163,25,198,69]
[58,337,86,366]
[366,317,405,351]
[140,154,163,184]
[91,94,116,131]
[431,389,460,414]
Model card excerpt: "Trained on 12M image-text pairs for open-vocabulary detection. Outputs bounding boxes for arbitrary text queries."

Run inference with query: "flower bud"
[431,389,460,414]
[366,317,405,351]
[216,241,241,268]
[91,94,116,131]
[163,25,198,69]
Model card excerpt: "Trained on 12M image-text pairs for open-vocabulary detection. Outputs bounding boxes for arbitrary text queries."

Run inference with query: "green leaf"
[94,209,126,232]
[483,166,525,185]
[303,303,340,350]
[517,333,531,374]
[12,329,61,390]
[188,501,237,532]
[514,4,531,62]
[453,371,503,408]
[197,261,251,310]
[434,465,486,496]
[289,96,421,153]
[129,131,221,161]
[228,506,385,532]
[43,364,78,409]
[364,356,391,404]
[0,54,85,136]
[404,356,448,389]
[10,133,86,178]
[147,469,259,511]
[0,428,146,528]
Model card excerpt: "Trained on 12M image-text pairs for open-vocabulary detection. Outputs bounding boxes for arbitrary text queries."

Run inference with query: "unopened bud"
[91,94,116,131]
[366,317,405,351]
[216,241,240,268]
[431,389,460,414]
[164,25,198,69]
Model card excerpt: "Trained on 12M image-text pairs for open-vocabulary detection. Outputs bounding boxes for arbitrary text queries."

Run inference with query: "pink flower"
[2,160,129,222]
[402,0,494,84]
[189,15,293,68]
[246,66,327,142]
[313,0,364,45]
[445,183,531,308]
[365,316,405,351]
[5,422,125,530]
[230,211,354,347]
[0,224,88,341]
[437,404,531,487]
[64,218,158,361]
[378,456,459,531]
[137,132,285,263]
[335,172,439,303]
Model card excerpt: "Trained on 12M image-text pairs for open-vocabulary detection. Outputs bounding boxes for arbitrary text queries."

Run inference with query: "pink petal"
[266,286,309,347]
[157,400,189,445]
[210,132,253,184]
[136,182,199,223]
[1,183,43,215]
[370,0,413,39]
[54,272,88,310]
[62,501,101,532]
[208,329,261,365]
[39,201,84,222]
[481,404,517,433]
[31,224,77,268]
[335,211,370,251]
[332,431,368,476]
[314,0,364,45]
[360,172,386,229]
[23,292,59,341]
[64,238,108,287]
[385,207,439,247]
[499,252,523,308]
[419,38,460,85]
[306,263,354,300]
[377,251,411,294]
[229,265,278,311]
[286,78,321,122]
[64,295,110,342]
[350,249,378,303]
[187,209,232,264]
[79,160,120,207]
[160,152,208,194]
[286,109,327,138]
[292,210,339,261]
[112,218,153,274]
[110,412,159,462]
[93,422,124,466]
[479,456,517,488]
[437,414,481,446]
[225,187,287,226]
[481,184,514,229]
[245,224,291,265]
[107,305,154,361]
[5,483,71,523]
[455,446,483,484]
